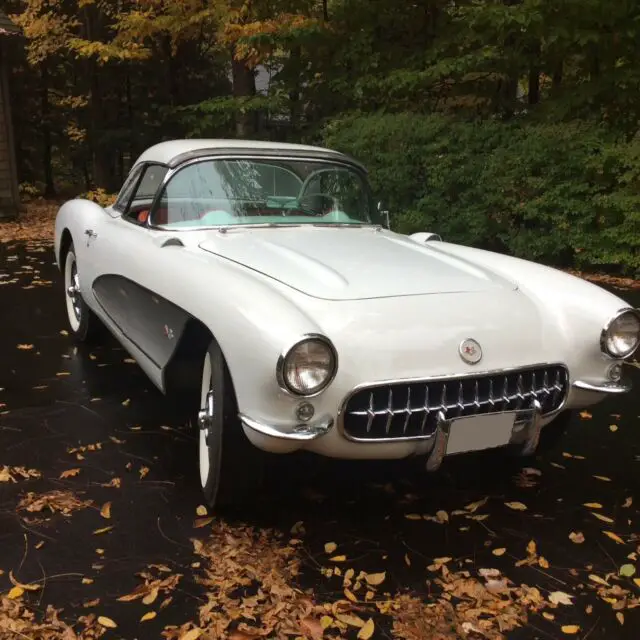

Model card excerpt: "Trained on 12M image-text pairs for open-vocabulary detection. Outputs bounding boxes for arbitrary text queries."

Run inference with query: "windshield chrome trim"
[145,154,378,232]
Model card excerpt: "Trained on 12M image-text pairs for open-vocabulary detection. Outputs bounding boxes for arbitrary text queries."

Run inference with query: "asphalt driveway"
[1,239,639,640]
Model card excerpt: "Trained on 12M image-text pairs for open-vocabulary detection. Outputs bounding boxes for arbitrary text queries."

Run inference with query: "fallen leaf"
[589,574,609,586]
[140,611,156,622]
[465,497,489,512]
[603,531,625,544]
[539,556,550,569]
[579,411,592,419]
[583,502,602,509]
[549,591,574,606]
[435,510,449,523]
[363,571,386,586]
[195,505,207,517]
[93,526,113,535]
[7,586,24,599]
[16,344,34,350]
[100,502,112,519]
[404,513,421,520]
[329,555,347,562]
[358,619,375,639]
[492,548,507,556]
[616,612,624,625]
[634,578,640,587]
[623,497,633,508]
[122,398,131,407]
[505,501,528,511]
[593,475,612,482]
[591,512,614,523]
[139,466,149,479]
[193,517,214,529]
[569,531,585,544]
[609,424,618,432]
[324,542,337,554]
[335,613,365,628]
[619,564,636,577]
[97,616,117,628]
[179,630,202,640]
[561,625,580,634]
[59,468,81,479]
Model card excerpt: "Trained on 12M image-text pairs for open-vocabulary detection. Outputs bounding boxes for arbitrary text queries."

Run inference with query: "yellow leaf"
[195,505,207,517]
[561,625,580,634]
[435,510,449,523]
[142,588,158,605]
[335,613,365,627]
[569,531,585,544]
[364,571,386,586]
[633,578,640,587]
[591,512,614,523]
[324,542,337,554]
[609,424,618,432]
[178,630,203,640]
[616,612,624,625]
[492,548,507,556]
[588,574,609,586]
[583,502,602,509]
[357,619,375,640]
[465,497,488,512]
[526,540,537,555]
[344,588,357,602]
[329,555,347,562]
[603,531,625,544]
[98,616,117,628]
[623,496,633,508]
[593,475,612,482]
[100,502,112,519]
[93,526,113,535]
[7,586,24,599]
[122,398,131,406]
[505,501,527,511]
[404,513,421,520]
[16,344,34,350]
[539,556,550,569]
[140,611,156,622]
[579,410,592,419]
[542,612,555,621]
[320,616,333,629]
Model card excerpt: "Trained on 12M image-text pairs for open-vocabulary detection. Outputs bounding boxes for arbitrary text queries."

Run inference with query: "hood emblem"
[459,338,482,365]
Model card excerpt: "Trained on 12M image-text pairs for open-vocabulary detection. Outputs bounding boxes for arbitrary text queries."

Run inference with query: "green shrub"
[324,113,640,276]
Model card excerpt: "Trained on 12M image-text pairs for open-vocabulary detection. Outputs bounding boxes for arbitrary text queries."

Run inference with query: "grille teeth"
[343,365,568,441]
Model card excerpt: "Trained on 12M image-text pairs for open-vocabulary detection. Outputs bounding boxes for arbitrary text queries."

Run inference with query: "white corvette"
[54,139,640,507]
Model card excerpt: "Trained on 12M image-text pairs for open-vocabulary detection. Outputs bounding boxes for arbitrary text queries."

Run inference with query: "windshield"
[149,157,380,228]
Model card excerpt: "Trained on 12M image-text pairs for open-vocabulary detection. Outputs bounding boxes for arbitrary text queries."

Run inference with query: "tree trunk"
[231,49,256,138]
[40,61,55,197]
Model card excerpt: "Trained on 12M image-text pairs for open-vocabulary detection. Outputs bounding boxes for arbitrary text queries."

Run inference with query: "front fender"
[434,242,635,383]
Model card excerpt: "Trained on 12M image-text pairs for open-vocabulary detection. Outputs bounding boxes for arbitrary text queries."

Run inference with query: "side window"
[122,164,169,225]
[113,166,143,213]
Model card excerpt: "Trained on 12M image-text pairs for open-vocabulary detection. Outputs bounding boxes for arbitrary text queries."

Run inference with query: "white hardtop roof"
[133,139,350,168]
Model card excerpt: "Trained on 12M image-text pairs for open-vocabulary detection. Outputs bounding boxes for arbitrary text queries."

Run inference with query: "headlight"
[277,335,338,396]
[600,309,640,359]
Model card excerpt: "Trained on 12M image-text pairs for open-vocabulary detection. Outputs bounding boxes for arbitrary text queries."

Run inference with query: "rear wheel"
[197,339,265,508]
[63,243,101,342]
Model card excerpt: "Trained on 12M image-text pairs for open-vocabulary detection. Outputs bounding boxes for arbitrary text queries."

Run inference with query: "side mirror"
[377,201,391,229]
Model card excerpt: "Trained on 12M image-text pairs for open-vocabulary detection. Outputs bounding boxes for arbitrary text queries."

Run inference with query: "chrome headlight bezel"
[276,334,338,397]
[600,308,640,359]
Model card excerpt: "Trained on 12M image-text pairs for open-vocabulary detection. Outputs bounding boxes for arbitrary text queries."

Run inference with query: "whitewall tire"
[63,243,101,342]
[197,339,265,508]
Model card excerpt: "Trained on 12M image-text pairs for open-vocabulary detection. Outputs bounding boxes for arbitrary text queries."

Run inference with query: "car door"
[84,163,190,371]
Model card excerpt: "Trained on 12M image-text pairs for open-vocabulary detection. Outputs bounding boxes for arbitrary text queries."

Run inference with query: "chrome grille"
[341,365,568,441]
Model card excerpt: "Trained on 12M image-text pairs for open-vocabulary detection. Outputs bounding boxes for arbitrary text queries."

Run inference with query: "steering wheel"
[297,193,338,217]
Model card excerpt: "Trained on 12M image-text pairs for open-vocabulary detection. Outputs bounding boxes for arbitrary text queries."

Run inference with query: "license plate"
[446,412,516,455]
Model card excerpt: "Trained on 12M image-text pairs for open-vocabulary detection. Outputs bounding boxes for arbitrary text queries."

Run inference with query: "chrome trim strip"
[599,307,640,360]
[337,362,570,443]
[239,413,334,441]
[572,379,632,394]
[275,333,339,398]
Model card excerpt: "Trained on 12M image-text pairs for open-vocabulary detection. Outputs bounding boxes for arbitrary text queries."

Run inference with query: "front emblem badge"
[459,338,482,365]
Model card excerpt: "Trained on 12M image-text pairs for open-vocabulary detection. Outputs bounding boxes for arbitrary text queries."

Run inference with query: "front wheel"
[63,243,101,342]
[197,339,265,508]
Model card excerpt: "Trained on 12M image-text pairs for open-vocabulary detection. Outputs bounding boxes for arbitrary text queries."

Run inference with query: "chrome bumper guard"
[425,399,543,472]
[239,413,334,441]
[572,379,631,394]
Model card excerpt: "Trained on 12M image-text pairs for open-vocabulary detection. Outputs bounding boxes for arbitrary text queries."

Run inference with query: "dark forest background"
[3,0,640,275]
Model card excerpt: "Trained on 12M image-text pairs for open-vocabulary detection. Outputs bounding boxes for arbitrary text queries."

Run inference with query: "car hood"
[198,227,518,301]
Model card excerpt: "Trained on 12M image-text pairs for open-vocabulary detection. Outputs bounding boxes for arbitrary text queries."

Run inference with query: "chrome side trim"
[599,307,640,360]
[337,362,570,443]
[239,413,334,441]
[572,380,632,394]
[275,333,339,398]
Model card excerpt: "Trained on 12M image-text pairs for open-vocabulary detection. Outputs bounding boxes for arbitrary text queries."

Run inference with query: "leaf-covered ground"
[1,210,639,639]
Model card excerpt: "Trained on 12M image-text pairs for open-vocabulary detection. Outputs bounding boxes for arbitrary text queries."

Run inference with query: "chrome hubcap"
[66,266,82,321]
[198,390,215,444]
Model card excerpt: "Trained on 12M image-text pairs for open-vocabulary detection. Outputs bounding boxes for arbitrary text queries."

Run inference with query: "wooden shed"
[0,10,20,220]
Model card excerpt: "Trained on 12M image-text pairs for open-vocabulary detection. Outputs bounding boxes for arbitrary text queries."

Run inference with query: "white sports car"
[54,139,640,507]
